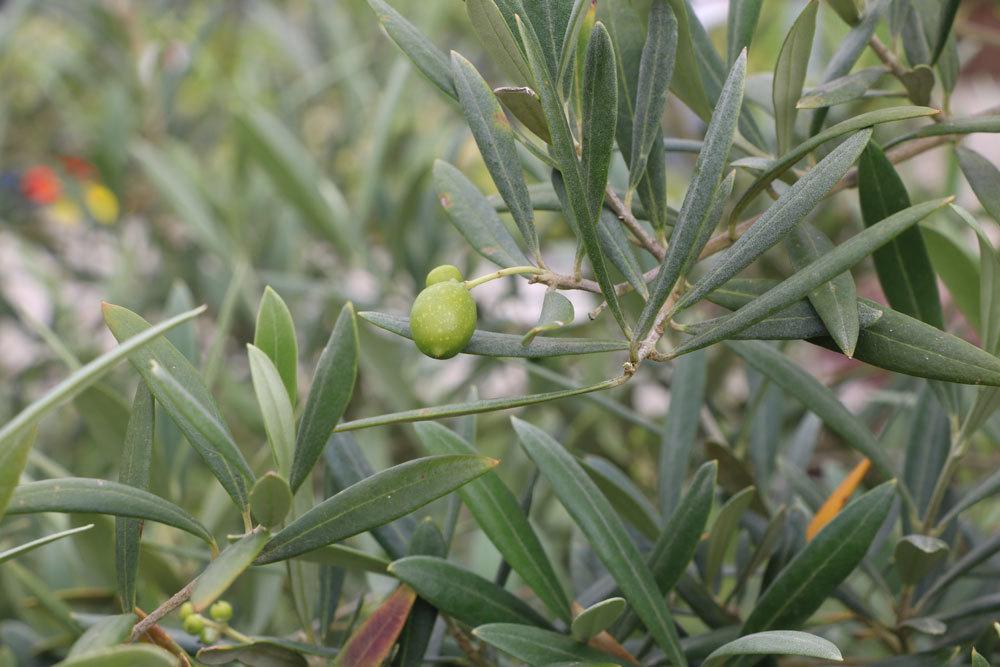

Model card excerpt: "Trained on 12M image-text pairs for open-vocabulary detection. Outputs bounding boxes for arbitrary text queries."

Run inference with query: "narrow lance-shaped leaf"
[289,303,358,492]
[66,613,137,658]
[474,624,629,666]
[628,0,677,192]
[8,478,215,547]
[797,67,886,109]
[522,290,575,346]
[0,304,204,472]
[704,631,842,666]
[704,486,756,589]
[103,303,253,509]
[257,455,497,564]
[957,146,1000,227]
[580,23,618,226]
[389,556,551,628]
[512,418,687,666]
[433,160,530,269]
[115,385,154,612]
[785,222,860,356]
[0,524,94,565]
[147,361,253,509]
[361,311,626,358]
[336,375,623,433]
[57,645,177,667]
[582,456,659,540]
[615,461,717,639]
[192,528,270,611]
[726,0,763,66]
[858,141,943,327]
[930,0,960,66]
[518,16,629,335]
[741,482,895,634]
[674,194,951,356]
[365,0,456,100]
[636,51,747,342]
[773,1,817,155]
[678,128,873,313]
[494,86,550,143]
[0,427,34,524]
[726,341,900,483]
[413,422,570,621]
[467,0,533,86]
[451,52,538,257]
[883,115,1000,150]
[659,350,706,517]
[730,105,938,225]
[254,286,298,405]
[247,345,295,479]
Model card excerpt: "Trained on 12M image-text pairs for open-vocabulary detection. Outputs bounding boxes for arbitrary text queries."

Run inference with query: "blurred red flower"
[20,166,61,204]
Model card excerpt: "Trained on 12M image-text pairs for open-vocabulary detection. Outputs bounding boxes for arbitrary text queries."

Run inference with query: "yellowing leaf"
[807,458,871,541]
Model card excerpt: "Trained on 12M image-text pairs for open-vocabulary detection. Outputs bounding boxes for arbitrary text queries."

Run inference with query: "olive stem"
[464,266,544,289]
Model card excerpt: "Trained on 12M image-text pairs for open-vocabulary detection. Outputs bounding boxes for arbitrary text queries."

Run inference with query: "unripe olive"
[179,601,195,620]
[199,626,219,644]
[209,600,233,622]
[425,264,463,286]
[410,281,477,359]
[182,613,205,635]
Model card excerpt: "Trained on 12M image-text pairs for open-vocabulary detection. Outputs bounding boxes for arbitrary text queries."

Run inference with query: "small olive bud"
[209,599,234,622]
[182,613,206,635]
[410,281,477,359]
[199,626,219,644]
[179,601,195,620]
[425,264,463,286]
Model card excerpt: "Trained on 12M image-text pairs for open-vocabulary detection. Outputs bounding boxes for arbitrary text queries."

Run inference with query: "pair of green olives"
[410,265,477,359]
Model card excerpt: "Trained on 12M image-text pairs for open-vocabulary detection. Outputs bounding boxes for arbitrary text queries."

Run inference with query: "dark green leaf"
[413,422,570,622]
[66,614,136,658]
[250,472,294,529]
[474,624,627,665]
[858,142,943,327]
[628,0,676,192]
[451,52,538,257]
[580,23,618,228]
[433,160,530,269]
[519,0,574,82]
[198,641,308,667]
[247,345,295,478]
[389,556,551,628]
[704,487,755,589]
[917,531,1000,607]
[257,456,497,563]
[742,482,895,633]
[581,456,659,541]
[0,427,34,523]
[894,535,949,585]
[658,351,707,516]
[0,524,94,565]
[930,0,960,65]
[884,115,1000,150]
[115,384,154,611]
[512,418,686,665]
[254,286,298,406]
[957,146,1000,224]
[361,311,626,357]
[56,645,177,667]
[8,478,215,546]
[522,291,575,345]
[289,303,358,492]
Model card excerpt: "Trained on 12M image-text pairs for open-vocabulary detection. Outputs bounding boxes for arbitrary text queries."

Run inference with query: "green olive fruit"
[210,600,234,622]
[183,613,206,635]
[410,281,477,359]
[425,264,464,286]
[179,602,195,620]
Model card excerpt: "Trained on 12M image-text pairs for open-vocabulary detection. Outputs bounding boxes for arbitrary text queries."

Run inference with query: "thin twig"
[130,580,196,641]
[604,187,666,261]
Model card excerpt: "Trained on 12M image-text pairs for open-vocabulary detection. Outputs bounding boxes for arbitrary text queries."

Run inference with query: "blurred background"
[1,0,1000,647]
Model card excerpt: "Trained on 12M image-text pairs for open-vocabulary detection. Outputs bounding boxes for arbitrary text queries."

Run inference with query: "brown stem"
[604,187,666,261]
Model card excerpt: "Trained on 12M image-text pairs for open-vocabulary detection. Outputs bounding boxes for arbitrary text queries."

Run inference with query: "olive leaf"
[466,0,532,86]
[191,528,270,612]
[883,115,1000,150]
[797,67,886,109]
[474,624,628,665]
[114,385,154,611]
[703,631,842,666]
[727,0,763,66]
[773,0,817,155]
[522,290,575,346]
[254,286,299,405]
[0,524,94,566]
[247,344,295,479]
[365,0,455,100]
[494,86,550,143]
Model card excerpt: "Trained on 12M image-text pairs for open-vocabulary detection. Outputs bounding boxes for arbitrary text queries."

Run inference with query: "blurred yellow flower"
[48,198,83,226]
[84,183,119,224]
